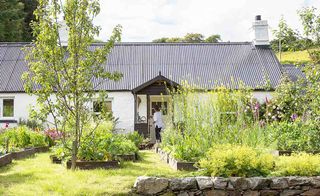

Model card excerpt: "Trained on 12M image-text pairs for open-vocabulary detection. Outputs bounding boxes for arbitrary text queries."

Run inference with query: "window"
[93,100,112,114]
[2,99,14,117]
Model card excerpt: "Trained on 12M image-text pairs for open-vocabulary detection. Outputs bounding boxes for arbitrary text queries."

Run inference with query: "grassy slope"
[276,50,311,65]
[0,151,191,196]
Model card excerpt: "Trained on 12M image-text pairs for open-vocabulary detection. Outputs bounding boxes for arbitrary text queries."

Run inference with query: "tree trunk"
[71,140,77,170]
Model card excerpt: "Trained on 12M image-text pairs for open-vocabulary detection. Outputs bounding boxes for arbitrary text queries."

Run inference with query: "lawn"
[276,50,311,65]
[0,150,191,196]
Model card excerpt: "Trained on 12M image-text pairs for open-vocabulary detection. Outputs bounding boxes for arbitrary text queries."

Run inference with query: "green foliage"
[125,132,143,148]
[199,144,274,177]
[269,120,320,151]
[271,17,307,52]
[0,0,25,41]
[152,33,222,43]
[23,0,122,169]
[0,126,47,152]
[273,153,320,176]
[267,75,306,122]
[107,135,138,156]
[161,84,276,162]
[18,118,43,131]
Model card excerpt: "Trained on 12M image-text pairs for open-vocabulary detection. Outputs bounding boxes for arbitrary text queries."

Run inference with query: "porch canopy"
[132,73,179,138]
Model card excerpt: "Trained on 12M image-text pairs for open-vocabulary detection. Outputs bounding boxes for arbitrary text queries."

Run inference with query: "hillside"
[276,50,311,65]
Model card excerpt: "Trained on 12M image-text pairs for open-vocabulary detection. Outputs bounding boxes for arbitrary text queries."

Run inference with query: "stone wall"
[132,176,320,196]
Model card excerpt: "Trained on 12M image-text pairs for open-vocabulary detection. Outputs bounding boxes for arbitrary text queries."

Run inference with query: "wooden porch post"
[133,93,137,124]
[147,94,150,138]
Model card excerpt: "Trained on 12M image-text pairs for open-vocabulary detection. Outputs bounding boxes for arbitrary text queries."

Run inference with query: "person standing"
[153,105,164,143]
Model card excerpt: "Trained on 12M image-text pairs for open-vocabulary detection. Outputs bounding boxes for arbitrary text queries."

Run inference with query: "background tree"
[205,34,221,43]
[152,33,221,43]
[21,0,38,42]
[24,0,122,170]
[0,0,25,42]
[271,17,305,52]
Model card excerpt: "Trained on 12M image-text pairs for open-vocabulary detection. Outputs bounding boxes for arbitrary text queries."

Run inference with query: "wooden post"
[147,94,150,138]
[134,93,137,124]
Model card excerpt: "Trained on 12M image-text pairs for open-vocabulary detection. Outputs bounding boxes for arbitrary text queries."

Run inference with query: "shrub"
[125,132,143,148]
[273,153,320,176]
[107,135,138,156]
[199,144,274,177]
[270,120,320,151]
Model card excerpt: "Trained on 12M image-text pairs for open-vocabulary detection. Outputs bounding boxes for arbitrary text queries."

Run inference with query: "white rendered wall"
[107,92,134,133]
[252,91,273,103]
[0,92,135,132]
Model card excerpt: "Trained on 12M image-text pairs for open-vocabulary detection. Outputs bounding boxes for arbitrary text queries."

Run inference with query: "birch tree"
[23,0,122,170]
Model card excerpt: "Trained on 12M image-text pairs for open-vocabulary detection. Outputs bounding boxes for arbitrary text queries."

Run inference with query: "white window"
[0,98,14,118]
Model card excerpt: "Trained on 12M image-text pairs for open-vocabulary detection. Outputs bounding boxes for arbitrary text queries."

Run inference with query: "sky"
[94,0,320,42]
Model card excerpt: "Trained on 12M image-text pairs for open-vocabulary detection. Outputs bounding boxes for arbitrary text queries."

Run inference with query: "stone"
[243,190,259,196]
[260,190,280,196]
[204,190,228,196]
[177,192,189,196]
[249,177,272,190]
[212,177,229,189]
[310,177,320,188]
[133,176,169,195]
[228,190,243,196]
[302,189,320,196]
[270,178,289,190]
[196,176,214,190]
[170,177,198,191]
[229,177,251,190]
[302,186,311,191]
[280,189,304,196]
[288,177,311,187]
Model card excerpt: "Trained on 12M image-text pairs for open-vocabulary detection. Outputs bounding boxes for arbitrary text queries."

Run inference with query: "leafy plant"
[273,153,320,176]
[199,144,274,177]
[107,135,138,156]
[125,132,143,148]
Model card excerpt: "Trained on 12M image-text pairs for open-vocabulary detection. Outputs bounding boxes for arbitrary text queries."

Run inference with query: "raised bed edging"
[66,160,119,170]
[156,148,197,171]
[132,176,320,196]
[0,153,12,167]
[0,146,49,167]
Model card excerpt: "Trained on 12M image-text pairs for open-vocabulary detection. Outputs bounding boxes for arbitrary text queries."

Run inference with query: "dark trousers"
[155,126,162,142]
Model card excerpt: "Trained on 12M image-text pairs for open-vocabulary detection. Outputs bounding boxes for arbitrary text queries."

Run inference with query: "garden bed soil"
[50,155,62,164]
[271,150,320,156]
[156,148,197,171]
[66,160,119,170]
[0,153,12,167]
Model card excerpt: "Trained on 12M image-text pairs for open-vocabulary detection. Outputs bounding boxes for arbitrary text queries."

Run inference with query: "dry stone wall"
[132,176,320,196]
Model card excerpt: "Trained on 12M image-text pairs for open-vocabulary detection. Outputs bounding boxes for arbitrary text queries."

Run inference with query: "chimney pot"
[252,15,269,46]
[255,15,261,21]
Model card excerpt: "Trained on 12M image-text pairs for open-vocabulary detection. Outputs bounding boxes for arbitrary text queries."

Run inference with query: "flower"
[291,113,298,121]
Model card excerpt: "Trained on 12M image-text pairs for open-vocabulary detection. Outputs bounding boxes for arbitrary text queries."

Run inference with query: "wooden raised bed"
[114,153,138,161]
[156,148,197,171]
[0,153,12,167]
[50,155,62,164]
[66,160,119,170]
[11,148,36,160]
[34,146,50,153]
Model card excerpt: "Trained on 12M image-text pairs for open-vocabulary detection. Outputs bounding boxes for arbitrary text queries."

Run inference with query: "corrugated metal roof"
[282,64,305,81]
[0,42,283,92]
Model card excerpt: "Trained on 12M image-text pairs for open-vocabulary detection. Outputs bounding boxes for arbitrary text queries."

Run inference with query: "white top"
[153,111,164,128]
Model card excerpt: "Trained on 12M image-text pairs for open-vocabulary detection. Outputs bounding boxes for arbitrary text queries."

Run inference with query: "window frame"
[92,98,113,115]
[0,97,15,119]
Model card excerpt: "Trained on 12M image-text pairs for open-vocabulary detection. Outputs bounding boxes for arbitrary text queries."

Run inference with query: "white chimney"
[58,20,68,46]
[252,15,269,46]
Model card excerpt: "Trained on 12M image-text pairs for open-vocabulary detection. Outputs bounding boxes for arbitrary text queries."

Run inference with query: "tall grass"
[161,83,276,162]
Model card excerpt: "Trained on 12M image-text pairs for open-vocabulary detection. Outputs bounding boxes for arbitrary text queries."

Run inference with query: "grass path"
[0,150,191,195]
